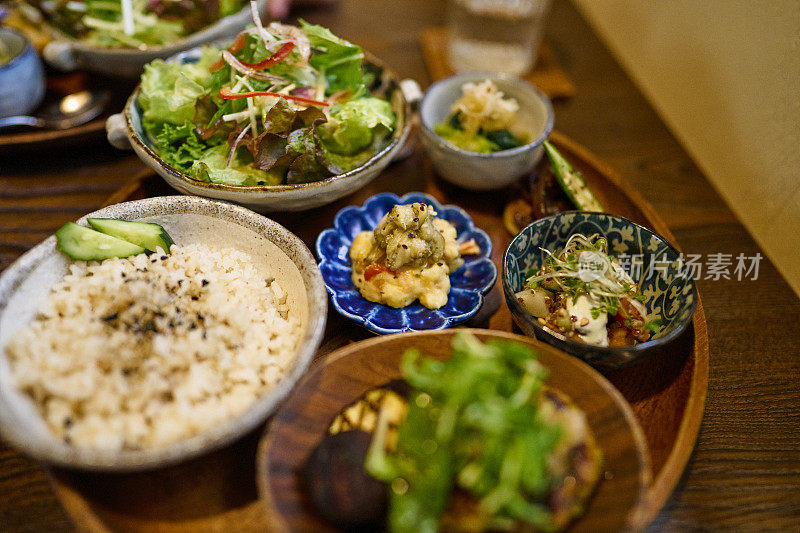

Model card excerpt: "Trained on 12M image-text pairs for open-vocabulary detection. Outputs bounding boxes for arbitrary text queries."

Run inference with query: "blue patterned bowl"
[317,192,496,334]
[503,211,696,367]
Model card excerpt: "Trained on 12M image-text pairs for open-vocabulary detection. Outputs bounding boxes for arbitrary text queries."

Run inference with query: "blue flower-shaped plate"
[503,211,697,367]
[317,192,496,334]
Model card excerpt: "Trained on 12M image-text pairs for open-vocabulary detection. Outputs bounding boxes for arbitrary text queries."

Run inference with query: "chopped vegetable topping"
[516,233,655,346]
[365,332,597,533]
[434,79,526,153]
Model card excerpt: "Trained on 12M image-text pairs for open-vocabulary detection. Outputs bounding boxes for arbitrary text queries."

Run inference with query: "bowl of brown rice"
[0,196,327,471]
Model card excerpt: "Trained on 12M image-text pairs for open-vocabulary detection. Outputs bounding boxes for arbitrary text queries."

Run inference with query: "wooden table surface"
[1,0,798,531]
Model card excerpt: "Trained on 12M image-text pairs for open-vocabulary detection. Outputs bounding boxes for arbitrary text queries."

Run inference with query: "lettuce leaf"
[152,121,211,172]
[139,46,218,128]
[190,144,284,186]
[319,97,395,155]
[300,19,365,95]
[284,127,332,184]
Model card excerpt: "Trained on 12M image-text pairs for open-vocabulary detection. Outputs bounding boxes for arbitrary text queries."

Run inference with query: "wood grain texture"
[258,330,651,533]
[0,0,798,531]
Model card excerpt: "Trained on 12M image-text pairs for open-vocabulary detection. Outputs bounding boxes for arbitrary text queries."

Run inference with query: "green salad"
[365,332,601,533]
[30,0,248,48]
[434,79,526,153]
[137,2,396,186]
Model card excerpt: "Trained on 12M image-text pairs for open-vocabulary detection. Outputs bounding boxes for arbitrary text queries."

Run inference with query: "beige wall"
[572,0,800,295]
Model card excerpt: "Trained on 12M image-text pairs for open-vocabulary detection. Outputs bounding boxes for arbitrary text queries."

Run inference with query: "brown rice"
[6,243,300,451]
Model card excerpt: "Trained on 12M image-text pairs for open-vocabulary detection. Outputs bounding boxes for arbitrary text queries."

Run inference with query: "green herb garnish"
[525,233,637,319]
[365,333,566,533]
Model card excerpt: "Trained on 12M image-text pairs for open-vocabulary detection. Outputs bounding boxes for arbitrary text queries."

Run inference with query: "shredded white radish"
[121,0,134,35]
[222,110,252,122]
[227,124,251,167]
[450,79,519,137]
[268,22,310,62]
[250,0,277,47]
[247,97,258,136]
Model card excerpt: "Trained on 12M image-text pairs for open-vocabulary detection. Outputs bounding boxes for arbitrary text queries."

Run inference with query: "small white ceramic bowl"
[418,71,554,191]
[106,48,414,212]
[0,196,327,471]
[35,1,266,78]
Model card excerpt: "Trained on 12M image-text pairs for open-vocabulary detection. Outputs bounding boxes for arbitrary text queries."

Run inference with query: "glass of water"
[446,0,552,75]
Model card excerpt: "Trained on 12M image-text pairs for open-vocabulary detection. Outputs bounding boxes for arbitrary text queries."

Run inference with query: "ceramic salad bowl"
[106,46,414,212]
[0,196,327,471]
[503,211,696,367]
[317,192,496,334]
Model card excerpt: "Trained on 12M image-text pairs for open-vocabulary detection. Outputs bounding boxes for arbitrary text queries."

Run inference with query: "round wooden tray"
[46,131,709,531]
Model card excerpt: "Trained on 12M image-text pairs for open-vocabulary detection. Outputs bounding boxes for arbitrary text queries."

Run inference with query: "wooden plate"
[45,131,708,531]
[257,329,652,532]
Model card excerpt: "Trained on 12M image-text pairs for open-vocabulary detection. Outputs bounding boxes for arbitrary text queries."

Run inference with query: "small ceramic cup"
[0,28,45,118]
[418,71,554,191]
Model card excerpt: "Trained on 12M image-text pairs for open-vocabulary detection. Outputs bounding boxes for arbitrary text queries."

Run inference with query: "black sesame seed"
[413,217,419,222]
[151,258,157,263]
[160,255,167,260]
[191,295,199,301]
[202,279,209,287]
[402,244,408,249]
[120,272,126,278]
[408,233,416,238]
[101,312,118,322]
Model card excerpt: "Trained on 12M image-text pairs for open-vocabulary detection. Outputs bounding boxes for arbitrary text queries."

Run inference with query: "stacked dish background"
[35,0,268,77]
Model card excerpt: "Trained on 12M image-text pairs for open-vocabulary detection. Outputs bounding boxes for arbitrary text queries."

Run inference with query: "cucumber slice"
[56,223,146,261]
[544,141,603,212]
[87,218,174,253]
